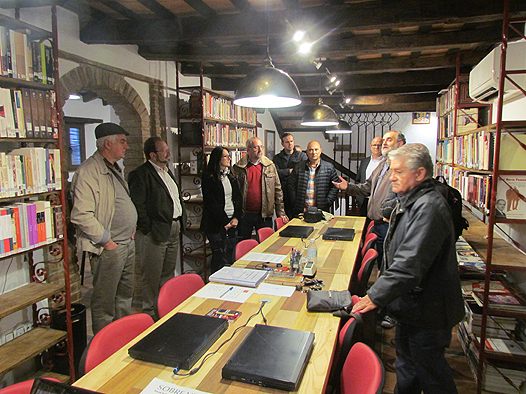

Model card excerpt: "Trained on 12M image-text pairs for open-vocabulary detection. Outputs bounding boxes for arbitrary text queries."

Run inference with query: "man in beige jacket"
[233,137,288,240]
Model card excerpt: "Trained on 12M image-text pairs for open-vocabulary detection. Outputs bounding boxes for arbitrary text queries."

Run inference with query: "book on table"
[209,266,268,288]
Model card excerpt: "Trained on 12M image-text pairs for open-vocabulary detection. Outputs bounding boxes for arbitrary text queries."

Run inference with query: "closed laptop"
[322,227,355,241]
[279,225,314,239]
[222,324,315,391]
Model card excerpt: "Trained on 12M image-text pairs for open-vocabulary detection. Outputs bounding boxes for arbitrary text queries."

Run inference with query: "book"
[209,266,268,288]
[496,175,526,219]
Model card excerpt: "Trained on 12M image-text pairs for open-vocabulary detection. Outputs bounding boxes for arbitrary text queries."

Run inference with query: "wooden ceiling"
[6,0,526,134]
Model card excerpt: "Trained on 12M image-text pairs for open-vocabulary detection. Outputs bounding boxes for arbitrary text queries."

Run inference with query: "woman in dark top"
[200,146,243,273]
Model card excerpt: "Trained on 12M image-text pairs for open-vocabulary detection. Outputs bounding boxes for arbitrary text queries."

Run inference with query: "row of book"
[437,167,492,213]
[452,127,493,170]
[0,147,62,198]
[438,108,480,139]
[204,124,256,148]
[456,236,486,273]
[0,202,63,257]
[0,87,59,139]
[436,77,473,117]
[0,26,54,84]
[202,91,257,125]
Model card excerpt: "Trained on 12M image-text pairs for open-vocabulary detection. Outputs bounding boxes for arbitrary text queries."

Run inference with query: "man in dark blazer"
[355,136,383,216]
[128,137,187,319]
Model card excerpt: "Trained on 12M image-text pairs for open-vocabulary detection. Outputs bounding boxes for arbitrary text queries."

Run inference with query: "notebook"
[322,227,355,241]
[279,225,314,239]
[128,312,228,370]
[30,378,101,394]
[209,266,269,287]
[222,324,315,391]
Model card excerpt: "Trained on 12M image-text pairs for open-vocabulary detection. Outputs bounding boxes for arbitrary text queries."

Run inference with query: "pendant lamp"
[326,119,353,133]
[301,98,339,127]
[234,0,301,109]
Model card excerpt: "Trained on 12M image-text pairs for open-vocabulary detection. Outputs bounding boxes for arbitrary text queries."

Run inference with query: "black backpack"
[434,176,469,241]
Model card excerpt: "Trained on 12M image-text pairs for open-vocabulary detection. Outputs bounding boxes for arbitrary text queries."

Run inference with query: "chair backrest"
[275,217,285,230]
[355,248,378,297]
[158,274,205,318]
[366,220,375,236]
[257,227,275,243]
[340,342,385,394]
[235,239,259,260]
[361,232,378,259]
[0,378,61,394]
[84,313,154,373]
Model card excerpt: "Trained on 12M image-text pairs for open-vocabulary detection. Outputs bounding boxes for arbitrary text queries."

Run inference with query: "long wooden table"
[75,216,365,394]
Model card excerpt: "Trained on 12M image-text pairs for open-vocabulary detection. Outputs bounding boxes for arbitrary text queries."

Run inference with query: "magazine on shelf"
[496,176,526,220]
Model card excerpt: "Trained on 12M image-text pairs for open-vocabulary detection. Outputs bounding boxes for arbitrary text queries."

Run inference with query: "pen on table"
[219,286,234,298]
[329,291,332,298]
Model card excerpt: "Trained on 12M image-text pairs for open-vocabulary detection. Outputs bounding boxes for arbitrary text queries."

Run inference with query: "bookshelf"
[436,5,526,392]
[0,8,74,383]
[175,64,257,279]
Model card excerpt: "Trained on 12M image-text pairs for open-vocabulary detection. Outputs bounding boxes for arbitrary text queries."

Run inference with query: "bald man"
[288,141,339,217]
[356,136,383,216]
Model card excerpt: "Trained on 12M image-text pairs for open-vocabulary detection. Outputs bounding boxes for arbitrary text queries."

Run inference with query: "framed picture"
[412,112,430,124]
[265,129,276,158]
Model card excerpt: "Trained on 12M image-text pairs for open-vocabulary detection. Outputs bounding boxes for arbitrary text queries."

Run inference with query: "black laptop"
[279,225,314,239]
[222,324,315,391]
[322,227,355,241]
[128,312,228,370]
[30,379,101,394]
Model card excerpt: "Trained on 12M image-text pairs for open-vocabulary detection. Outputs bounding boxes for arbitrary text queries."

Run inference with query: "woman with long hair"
[200,146,242,273]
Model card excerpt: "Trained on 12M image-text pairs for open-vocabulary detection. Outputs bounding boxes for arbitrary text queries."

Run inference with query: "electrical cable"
[172,300,269,377]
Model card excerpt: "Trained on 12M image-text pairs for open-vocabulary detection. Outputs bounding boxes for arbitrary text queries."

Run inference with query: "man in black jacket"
[272,133,307,218]
[288,141,339,217]
[128,137,187,319]
[352,144,464,394]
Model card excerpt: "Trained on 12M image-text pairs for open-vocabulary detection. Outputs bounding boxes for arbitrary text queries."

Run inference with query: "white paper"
[193,283,255,303]
[242,252,287,264]
[209,266,269,287]
[140,378,210,394]
[255,283,295,297]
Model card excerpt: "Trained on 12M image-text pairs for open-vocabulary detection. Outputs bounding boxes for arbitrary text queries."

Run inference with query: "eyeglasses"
[221,154,231,158]
[370,144,382,147]
[250,145,264,150]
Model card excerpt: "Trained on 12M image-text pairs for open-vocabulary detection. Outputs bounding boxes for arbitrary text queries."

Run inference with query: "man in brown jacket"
[233,137,289,240]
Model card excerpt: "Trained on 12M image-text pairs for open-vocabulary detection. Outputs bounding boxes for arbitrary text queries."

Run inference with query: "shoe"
[381,315,396,329]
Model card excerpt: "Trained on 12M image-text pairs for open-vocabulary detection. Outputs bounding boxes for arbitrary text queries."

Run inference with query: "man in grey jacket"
[71,123,137,334]
[352,144,464,394]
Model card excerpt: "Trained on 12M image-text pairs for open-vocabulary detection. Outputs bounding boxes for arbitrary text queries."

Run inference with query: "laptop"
[279,225,314,239]
[322,227,355,241]
[128,312,228,370]
[222,324,315,391]
[31,378,101,394]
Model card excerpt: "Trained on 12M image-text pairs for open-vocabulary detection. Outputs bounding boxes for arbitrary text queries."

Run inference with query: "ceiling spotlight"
[299,42,312,54]
[326,84,339,95]
[340,97,351,108]
[301,98,339,127]
[326,119,354,133]
[293,30,306,42]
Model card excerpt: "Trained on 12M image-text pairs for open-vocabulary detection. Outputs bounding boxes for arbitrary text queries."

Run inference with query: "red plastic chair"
[0,378,61,394]
[157,274,205,318]
[366,220,374,237]
[257,227,275,243]
[340,342,385,394]
[275,217,285,230]
[361,232,378,259]
[84,313,154,373]
[235,239,259,260]
[350,248,378,297]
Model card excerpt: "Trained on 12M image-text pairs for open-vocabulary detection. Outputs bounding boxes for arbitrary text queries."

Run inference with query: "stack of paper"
[209,267,268,288]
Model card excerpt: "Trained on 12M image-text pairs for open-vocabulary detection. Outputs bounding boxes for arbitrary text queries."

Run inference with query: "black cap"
[95,122,129,139]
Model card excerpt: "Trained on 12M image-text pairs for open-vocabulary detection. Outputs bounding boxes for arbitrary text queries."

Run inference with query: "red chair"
[83,313,154,374]
[366,220,374,237]
[157,274,205,318]
[235,239,259,260]
[361,232,378,259]
[340,342,385,394]
[257,227,274,243]
[350,248,378,297]
[275,217,285,230]
[0,378,61,394]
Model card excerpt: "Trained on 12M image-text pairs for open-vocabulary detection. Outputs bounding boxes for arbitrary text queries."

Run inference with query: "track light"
[340,97,351,108]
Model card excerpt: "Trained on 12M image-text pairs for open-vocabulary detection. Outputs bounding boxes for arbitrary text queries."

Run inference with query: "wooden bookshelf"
[0,282,63,318]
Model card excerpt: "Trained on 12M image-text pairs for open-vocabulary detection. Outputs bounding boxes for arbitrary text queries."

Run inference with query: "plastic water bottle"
[307,238,317,265]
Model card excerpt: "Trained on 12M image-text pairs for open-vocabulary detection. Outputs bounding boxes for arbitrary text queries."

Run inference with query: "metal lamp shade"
[301,101,339,126]
[234,67,302,108]
[326,119,353,133]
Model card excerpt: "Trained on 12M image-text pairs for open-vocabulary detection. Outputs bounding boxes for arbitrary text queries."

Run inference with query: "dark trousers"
[394,323,458,394]
[238,213,273,240]
[206,227,237,273]
[372,221,389,270]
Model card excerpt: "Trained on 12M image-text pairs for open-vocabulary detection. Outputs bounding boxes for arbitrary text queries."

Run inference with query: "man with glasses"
[356,136,383,216]
[128,137,186,319]
[233,137,288,240]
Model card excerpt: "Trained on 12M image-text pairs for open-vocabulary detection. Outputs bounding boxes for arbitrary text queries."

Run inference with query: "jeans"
[394,323,458,394]
[238,213,273,240]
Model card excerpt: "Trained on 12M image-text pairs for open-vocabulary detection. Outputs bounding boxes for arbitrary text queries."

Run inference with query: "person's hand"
[282,215,289,224]
[230,218,239,228]
[332,176,348,190]
[289,168,293,173]
[131,229,136,240]
[104,239,118,250]
[351,295,377,314]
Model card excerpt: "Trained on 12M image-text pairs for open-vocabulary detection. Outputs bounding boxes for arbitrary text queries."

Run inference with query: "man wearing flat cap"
[71,122,137,334]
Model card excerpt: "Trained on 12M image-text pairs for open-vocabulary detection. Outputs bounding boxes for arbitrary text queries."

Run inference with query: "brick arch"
[59,65,150,171]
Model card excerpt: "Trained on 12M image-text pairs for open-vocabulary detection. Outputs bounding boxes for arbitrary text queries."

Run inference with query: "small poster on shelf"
[496,176,526,219]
